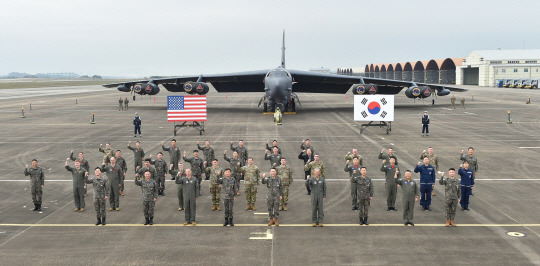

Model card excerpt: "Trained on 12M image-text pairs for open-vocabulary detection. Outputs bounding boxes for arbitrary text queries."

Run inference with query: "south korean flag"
[354,95,394,122]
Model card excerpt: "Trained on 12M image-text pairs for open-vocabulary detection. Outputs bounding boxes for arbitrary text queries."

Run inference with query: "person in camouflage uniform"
[344,157,362,211]
[99,143,114,165]
[150,152,168,196]
[114,150,128,196]
[100,157,124,211]
[304,154,325,178]
[205,159,223,211]
[378,147,399,166]
[70,150,90,196]
[460,97,465,109]
[237,157,261,211]
[224,150,242,195]
[420,147,439,196]
[137,159,156,181]
[198,140,215,181]
[24,159,45,212]
[380,158,399,211]
[266,140,282,155]
[264,147,282,167]
[170,162,186,211]
[218,168,237,226]
[118,97,124,111]
[65,158,88,211]
[182,169,200,225]
[306,168,326,227]
[86,167,109,226]
[135,170,158,225]
[460,147,478,175]
[124,97,129,110]
[451,95,456,109]
[183,150,204,196]
[355,167,374,225]
[277,158,293,211]
[345,149,363,166]
[230,140,248,166]
[262,168,284,226]
[162,139,181,170]
[395,170,419,226]
[128,141,145,172]
[300,139,315,155]
[439,168,461,227]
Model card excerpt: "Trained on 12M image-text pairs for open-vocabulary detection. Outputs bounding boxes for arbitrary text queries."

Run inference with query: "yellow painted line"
[0,224,539,227]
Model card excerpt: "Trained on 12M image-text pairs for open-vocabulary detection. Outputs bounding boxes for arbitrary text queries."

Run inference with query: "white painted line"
[1,179,540,182]
[464,112,477,115]
[519,147,540,149]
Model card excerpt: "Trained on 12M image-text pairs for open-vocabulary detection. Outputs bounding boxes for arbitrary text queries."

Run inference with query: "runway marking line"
[1,179,539,182]
[0,223,539,227]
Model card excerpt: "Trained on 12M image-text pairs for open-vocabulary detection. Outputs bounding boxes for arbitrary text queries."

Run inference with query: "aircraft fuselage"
[264,67,292,110]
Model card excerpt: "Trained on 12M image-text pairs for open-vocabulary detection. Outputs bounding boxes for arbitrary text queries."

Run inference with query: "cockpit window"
[268,70,290,77]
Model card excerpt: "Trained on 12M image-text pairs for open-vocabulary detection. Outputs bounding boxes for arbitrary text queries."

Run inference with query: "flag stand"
[359,121,391,135]
[173,121,205,136]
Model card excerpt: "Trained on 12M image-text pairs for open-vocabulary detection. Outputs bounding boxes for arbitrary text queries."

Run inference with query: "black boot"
[37,204,42,211]
[359,217,364,225]
[144,218,149,225]
[161,191,165,196]
[96,218,101,226]
[102,217,106,225]
[364,217,369,226]
[149,217,154,225]
[229,218,234,226]
[33,204,38,211]
[223,218,229,226]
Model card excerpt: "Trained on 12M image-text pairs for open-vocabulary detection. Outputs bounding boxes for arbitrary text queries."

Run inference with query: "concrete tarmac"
[0,85,539,265]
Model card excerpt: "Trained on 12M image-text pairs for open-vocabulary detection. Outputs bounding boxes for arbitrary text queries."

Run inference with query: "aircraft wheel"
[263,102,268,113]
[284,104,289,112]
[133,95,136,101]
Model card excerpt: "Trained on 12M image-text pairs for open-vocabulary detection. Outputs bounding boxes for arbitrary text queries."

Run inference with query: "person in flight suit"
[380,157,399,211]
[128,141,145,172]
[183,150,205,196]
[24,159,45,212]
[378,148,399,166]
[230,140,248,167]
[395,170,419,226]
[414,157,436,211]
[170,162,186,211]
[344,157,362,211]
[182,169,200,226]
[262,168,283,226]
[69,150,90,196]
[198,140,215,181]
[114,150,128,196]
[266,140,282,155]
[65,158,88,211]
[439,168,461,226]
[306,168,326,227]
[150,152,168,196]
[265,147,282,168]
[100,157,124,211]
[162,139,181,170]
[300,139,315,155]
[218,168,237,226]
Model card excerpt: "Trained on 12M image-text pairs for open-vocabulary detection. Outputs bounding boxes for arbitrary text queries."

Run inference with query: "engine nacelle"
[117,84,130,92]
[367,84,378,94]
[418,86,432,98]
[405,86,421,98]
[352,84,367,95]
[437,87,450,96]
[133,82,160,95]
[184,82,209,95]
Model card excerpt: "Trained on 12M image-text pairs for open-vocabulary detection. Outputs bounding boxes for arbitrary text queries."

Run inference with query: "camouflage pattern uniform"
[170,168,186,209]
[182,176,200,223]
[218,176,237,219]
[65,165,87,210]
[344,163,362,210]
[460,153,478,174]
[355,176,374,220]
[451,95,456,109]
[460,97,465,109]
[124,97,129,110]
[134,176,158,219]
[224,154,241,192]
[262,175,283,219]
[70,152,90,195]
[100,164,124,209]
[137,166,156,181]
[24,167,44,207]
[151,158,168,194]
[206,166,223,207]
[85,175,109,220]
[380,164,400,209]
[277,164,293,209]
[395,177,419,224]
[378,152,399,165]
[266,143,282,154]
[183,156,204,193]
[305,176,326,224]
[119,98,123,111]
[115,156,127,193]
[439,176,461,220]
[264,152,282,168]
[230,143,248,166]
[162,144,181,170]
[420,152,439,172]
[127,145,145,172]
[99,146,114,165]
[238,164,261,207]
[197,144,215,180]
[304,161,325,178]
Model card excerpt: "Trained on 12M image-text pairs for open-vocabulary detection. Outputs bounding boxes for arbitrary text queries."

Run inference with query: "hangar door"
[463,67,479,85]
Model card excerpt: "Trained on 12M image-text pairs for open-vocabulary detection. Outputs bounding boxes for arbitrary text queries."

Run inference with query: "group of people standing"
[24,137,478,227]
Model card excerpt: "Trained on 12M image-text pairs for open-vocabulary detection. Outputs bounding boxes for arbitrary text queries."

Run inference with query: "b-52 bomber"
[103,31,466,112]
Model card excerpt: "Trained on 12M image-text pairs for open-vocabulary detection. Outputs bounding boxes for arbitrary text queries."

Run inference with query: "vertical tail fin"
[281,30,286,68]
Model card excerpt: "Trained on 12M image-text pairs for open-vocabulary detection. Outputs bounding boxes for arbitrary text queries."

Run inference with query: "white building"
[457,49,540,86]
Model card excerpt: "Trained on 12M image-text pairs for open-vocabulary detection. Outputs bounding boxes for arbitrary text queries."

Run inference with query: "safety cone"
[21,107,25,118]
[90,112,96,124]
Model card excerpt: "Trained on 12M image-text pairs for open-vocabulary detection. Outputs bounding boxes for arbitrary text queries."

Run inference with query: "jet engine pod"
[405,86,421,98]
[183,82,195,94]
[195,82,209,95]
[117,84,130,92]
[438,87,450,96]
[419,86,432,98]
[144,82,160,95]
[352,84,366,95]
[133,83,144,94]
[367,84,378,94]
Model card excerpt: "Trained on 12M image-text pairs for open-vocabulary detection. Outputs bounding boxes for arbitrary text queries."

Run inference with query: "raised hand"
[417,162,422,166]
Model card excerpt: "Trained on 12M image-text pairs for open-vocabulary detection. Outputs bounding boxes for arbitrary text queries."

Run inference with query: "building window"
[514,69,518,72]
[525,68,529,72]
[508,60,520,64]
[502,69,506,73]
[490,61,502,64]
[525,60,537,63]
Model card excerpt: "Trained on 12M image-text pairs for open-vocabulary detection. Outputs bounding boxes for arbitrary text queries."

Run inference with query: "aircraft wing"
[102,70,269,92]
[362,77,467,92]
[288,70,361,94]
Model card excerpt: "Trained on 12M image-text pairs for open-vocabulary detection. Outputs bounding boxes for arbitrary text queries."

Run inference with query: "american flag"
[167,95,207,122]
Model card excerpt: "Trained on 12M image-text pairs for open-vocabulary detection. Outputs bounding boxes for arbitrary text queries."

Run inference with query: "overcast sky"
[2,0,540,77]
